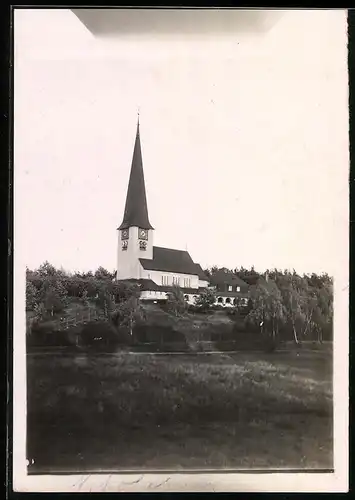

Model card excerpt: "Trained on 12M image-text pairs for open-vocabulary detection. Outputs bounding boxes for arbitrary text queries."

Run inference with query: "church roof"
[195,263,209,282]
[140,246,199,275]
[118,120,154,230]
[122,278,161,291]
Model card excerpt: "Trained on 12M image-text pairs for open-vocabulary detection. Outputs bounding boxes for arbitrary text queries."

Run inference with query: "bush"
[79,321,121,351]
[187,305,209,314]
[27,322,74,348]
[214,332,275,352]
[231,318,247,333]
[209,323,235,341]
[210,304,226,311]
[133,324,187,344]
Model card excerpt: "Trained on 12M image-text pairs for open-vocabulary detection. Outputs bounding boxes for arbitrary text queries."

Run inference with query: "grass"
[26,350,333,472]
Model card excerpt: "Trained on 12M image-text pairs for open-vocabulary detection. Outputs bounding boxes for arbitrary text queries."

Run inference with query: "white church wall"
[140,290,168,301]
[141,269,199,289]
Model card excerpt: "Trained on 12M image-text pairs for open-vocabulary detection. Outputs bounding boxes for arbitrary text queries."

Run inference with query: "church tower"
[117,118,154,280]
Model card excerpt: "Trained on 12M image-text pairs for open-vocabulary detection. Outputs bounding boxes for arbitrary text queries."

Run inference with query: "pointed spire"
[118,118,154,230]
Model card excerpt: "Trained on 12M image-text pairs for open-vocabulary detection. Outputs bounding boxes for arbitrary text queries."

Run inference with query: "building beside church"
[116,119,249,306]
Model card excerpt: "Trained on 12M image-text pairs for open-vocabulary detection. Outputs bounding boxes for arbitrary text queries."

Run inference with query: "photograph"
[13,7,348,492]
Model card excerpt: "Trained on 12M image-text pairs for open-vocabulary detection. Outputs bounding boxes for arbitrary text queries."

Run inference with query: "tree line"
[202,266,333,343]
[26,261,333,344]
[26,261,144,337]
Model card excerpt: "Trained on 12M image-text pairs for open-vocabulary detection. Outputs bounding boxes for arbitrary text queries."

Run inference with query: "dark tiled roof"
[140,246,199,275]
[160,286,200,295]
[118,122,154,231]
[210,270,249,288]
[236,274,260,286]
[121,278,161,291]
[195,263,210,282]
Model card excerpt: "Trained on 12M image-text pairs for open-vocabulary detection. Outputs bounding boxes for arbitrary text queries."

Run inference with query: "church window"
[226,297,231,304]
[139,240,147,250]
[173,276,181,286]
[162,275,169,286]
[228,285,232,292]
[184,295,189,301]
[236,286,240,292]
[122,240,128,251]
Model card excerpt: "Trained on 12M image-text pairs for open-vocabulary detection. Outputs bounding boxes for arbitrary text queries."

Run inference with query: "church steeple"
[118,118,154,230]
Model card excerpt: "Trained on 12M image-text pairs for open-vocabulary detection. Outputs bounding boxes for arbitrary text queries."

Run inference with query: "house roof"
[140,246,199,275]
[236,274,260,286]
[195,263,210,282]
[118,120,154,231]
[209,269,249,288]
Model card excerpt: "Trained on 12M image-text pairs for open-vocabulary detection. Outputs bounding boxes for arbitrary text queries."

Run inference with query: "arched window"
[217,297,224,303]
[225,297,231,304]
[184,294,189,301]
[193,295,198,303]
[233,298,238,306]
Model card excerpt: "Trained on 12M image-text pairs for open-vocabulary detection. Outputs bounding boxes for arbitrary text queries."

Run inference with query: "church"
[116,119,249,307]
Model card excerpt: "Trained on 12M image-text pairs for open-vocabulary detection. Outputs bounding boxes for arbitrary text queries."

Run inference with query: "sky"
[14,9,349,275]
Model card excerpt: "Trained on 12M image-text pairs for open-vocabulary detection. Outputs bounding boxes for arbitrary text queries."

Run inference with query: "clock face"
[139,228,148,240]
[121,229,129,240]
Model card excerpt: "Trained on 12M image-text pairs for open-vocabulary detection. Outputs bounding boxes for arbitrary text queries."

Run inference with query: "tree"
[311,282,333,342]
[207,265,219,277]
[33,302,45,321]
[36,261,64,278]
[43,286,67,316]
[111,296,145,337]
[26,281,38,310]
[111,281,140,304]
[80,289,90,307]
[236,266,260,286]
[94,266,114,281]
[195,288,216,310]
[166,286,187,317]
[95,289,115,318]
[277,273,315,344]
[248,280,286,341]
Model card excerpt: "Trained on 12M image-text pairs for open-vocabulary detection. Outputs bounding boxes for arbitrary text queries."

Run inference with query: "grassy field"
[26,350,333,472]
